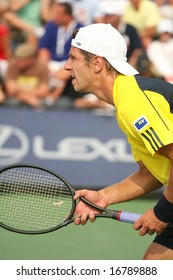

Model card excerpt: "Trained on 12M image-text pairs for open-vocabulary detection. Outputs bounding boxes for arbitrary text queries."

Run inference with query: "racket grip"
[119,211,142,224]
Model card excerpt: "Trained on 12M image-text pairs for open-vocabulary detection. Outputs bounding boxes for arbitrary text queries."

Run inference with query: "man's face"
[64,47,94,94]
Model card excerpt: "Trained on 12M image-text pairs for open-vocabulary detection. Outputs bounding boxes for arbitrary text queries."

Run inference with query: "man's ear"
[92,56,104,72]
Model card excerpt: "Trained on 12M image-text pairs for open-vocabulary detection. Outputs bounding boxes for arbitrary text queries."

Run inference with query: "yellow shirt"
[113,75,173,185]
[122,0,161,35]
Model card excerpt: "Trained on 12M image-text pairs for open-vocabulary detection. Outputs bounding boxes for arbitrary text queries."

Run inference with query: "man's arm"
[159,143,173,203]
[9,0,30,12]
[74,161,163,225]
[134,143,173,235]
[98,160,162,205]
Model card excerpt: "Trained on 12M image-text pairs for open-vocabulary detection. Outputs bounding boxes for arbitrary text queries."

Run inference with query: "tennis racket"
[0,164,142,234]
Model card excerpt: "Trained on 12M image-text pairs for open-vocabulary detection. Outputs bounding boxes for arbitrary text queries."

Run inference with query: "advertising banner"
[0,108,137,188]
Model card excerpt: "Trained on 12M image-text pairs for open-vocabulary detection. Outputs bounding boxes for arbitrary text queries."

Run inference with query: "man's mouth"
[71,75,75,81]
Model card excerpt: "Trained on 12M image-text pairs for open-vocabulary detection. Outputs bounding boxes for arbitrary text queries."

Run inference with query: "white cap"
[157,18,173,34]
[100,0,127,16]
[72,23,139,76]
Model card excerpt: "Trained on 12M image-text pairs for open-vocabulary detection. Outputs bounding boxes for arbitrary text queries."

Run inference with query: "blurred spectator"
[38,1,83,106]
[3,0,46,48]
[122,0,161,48]
[0,86,5,103]
[154,0,173,4]
[0,10,11,79]
[152,0,173,3]
[155,0,173,20]
[0,1,9,14]
[5,42,49,108]
[74,93,114,110]
[146,18,173,83]
[41,0,55,23]
[0,22,11,61]
[159,0,173,19]
[100,0,143,71]
[58,0,104,25]
[0,75,6,104]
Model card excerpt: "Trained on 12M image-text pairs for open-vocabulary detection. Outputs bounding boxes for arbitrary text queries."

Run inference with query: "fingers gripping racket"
[0,164,141,234]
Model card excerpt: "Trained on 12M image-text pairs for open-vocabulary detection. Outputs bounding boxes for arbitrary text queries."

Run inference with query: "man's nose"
[64,58,71,71]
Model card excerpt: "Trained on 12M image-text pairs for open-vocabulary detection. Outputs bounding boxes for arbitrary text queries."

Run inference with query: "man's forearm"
[98,169,162,206]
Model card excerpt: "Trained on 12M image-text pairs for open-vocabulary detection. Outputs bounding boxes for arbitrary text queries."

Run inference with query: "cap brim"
[107,58,139,75]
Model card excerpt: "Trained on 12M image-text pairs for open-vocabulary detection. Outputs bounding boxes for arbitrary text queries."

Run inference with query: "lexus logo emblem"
[0,125,29,165]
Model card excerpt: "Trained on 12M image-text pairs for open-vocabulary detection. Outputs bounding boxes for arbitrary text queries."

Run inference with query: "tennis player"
[64,23,173,260]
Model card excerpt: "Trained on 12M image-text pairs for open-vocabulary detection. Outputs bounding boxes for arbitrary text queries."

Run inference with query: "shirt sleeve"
[128,95,173,156]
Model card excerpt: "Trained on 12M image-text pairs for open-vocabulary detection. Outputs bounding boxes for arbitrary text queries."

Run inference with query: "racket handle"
[119,211,142,224]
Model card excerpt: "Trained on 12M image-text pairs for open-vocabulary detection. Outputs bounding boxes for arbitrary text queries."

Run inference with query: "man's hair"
[72,29,118,74]
[58,2,73,16]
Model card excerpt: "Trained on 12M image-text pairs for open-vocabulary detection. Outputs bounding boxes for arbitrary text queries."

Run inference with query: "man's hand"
[134,208,168,236]
[73,189,107,225]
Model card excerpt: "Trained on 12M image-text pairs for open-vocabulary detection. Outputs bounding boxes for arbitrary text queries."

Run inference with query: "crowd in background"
[0,0,173,110]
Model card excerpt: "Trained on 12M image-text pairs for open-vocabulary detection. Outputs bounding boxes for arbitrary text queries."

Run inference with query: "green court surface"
[0,198,157,260]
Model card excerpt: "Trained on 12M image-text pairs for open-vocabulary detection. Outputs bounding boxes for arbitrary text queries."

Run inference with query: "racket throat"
[111,210,121,220]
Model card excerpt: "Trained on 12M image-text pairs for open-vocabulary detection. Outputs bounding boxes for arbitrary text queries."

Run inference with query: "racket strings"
[0,167,74,232]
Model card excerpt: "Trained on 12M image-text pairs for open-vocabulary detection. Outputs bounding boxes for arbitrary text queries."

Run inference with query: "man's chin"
[72,80,87,94]
[72,83,81,93]
[71,80,77,90]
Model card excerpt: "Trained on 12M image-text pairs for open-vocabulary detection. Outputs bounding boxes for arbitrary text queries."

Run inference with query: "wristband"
[154,194,173,223]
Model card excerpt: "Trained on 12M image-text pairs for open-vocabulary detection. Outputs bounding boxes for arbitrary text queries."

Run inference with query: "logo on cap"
[76,42,81,46]
[133,115,149,131]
